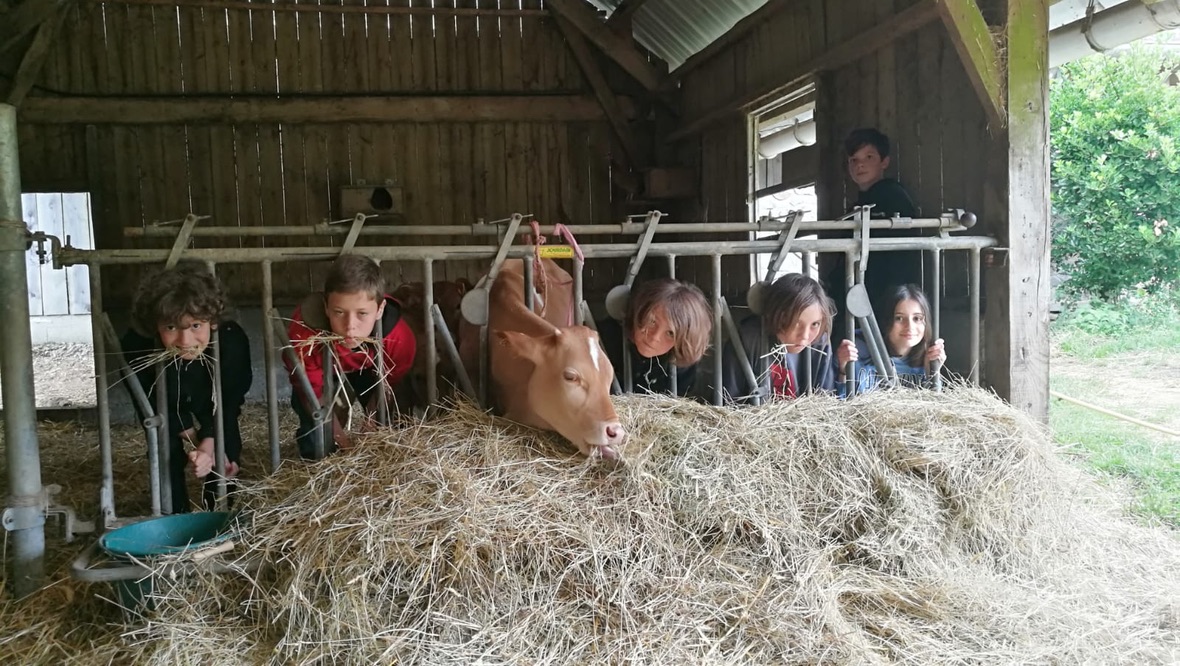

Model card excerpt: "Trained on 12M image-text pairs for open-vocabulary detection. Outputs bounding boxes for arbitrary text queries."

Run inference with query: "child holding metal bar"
[597,278,713,397]
[122,262,252,514]
[286,254,416,459]
[721,273,856,403]
[839,283,946,396]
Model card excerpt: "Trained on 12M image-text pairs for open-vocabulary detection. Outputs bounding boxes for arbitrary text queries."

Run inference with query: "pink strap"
[526,221,582,327]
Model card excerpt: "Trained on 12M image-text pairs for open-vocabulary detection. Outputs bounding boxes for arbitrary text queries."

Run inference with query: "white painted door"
[22,193,94,316]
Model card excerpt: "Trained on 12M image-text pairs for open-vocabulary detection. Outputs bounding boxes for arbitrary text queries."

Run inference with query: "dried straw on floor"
[4,387,1180,665]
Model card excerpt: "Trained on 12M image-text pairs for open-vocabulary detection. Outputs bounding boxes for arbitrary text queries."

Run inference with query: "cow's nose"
[605,422,625,443]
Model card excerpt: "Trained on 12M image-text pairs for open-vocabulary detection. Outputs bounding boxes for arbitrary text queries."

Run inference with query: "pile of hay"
[5,387,1180,664]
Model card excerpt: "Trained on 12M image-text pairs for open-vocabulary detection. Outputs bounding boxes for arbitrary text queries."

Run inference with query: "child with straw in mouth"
[721,273,856,403]
[286,254,416,459]
[122,262,252,514]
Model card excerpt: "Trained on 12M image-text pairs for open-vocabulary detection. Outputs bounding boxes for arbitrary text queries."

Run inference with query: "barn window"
[749,83,818,284]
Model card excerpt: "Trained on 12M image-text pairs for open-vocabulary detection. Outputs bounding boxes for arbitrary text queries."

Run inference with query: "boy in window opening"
[286,254,416,459]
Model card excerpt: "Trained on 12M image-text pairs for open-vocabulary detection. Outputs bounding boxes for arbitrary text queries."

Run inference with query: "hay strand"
[2,387,1178,664]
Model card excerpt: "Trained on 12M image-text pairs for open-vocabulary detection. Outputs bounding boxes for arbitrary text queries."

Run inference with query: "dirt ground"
[0,343,97,410]
[1050,349,1180,433]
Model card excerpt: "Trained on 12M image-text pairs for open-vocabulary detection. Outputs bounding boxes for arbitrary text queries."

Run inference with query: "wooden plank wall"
[675,0,826,296]
[676,0,992,302]
[13,0,621,306]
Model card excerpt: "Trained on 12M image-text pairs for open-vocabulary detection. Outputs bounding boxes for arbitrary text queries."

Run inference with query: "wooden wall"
[11,0,629,305]
[675,0,998,376]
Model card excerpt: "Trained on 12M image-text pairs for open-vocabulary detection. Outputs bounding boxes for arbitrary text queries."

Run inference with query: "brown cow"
[391,278,473,414]
[459,259,627,461]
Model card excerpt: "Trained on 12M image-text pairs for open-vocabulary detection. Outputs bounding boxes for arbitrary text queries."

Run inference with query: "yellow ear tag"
[537,245,575,259]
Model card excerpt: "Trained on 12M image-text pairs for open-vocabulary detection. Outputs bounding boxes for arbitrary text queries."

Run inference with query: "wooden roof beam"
[668,1,940,142]
[0,0,71,56]
[19,94,630,124]
[605,0,654,34]
[937,0,1006,128]
[89,0,546,17]
[546,0,664,92]
[554,14,645,170]
[5,4,71,106]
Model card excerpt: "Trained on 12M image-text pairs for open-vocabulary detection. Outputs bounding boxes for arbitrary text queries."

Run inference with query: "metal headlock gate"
[4,171,996,594]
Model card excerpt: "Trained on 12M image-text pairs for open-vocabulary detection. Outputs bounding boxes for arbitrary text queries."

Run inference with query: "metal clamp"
[460,213,525,327]
[164,213,210,270]
[340,213,376,255]
[2,504,46,532]
[604,210,663,321]
[3,483,51,532]
[762,209,803,283]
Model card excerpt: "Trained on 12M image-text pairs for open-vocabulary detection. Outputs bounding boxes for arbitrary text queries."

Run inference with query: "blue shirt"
[839,333,931,397]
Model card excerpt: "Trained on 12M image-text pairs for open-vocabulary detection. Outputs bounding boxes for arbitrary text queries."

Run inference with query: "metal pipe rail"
[121,214,977,240]
[55,236,998,267]
[42,228,993,553]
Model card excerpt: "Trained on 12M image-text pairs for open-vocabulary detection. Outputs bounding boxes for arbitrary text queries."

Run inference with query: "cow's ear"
[495,330,544,364]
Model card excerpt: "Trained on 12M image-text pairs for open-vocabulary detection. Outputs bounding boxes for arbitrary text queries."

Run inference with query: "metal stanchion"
[261,261,281,472]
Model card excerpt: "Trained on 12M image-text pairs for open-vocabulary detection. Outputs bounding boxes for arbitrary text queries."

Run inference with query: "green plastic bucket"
[99,512,234,612]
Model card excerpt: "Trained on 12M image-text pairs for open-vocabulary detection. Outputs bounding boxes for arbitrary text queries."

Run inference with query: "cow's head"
[496,326,626,462]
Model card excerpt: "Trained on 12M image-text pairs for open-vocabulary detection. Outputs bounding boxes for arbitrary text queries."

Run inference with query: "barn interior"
[0,0,1059,605]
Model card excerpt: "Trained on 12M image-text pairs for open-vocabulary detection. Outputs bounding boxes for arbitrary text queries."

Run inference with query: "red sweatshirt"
[286,292,416,404]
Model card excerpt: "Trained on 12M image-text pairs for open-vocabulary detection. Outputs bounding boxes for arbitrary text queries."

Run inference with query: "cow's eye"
[562,369,579,382]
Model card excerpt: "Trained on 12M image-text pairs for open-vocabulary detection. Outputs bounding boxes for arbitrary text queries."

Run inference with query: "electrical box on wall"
[340,181,404,216]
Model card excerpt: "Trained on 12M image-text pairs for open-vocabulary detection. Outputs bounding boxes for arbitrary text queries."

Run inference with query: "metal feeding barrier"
[14,207,994,552]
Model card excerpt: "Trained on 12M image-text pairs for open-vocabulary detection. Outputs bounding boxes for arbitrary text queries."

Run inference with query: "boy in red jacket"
[287,254,416,459]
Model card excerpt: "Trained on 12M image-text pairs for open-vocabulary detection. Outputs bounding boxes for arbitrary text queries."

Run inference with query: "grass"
[1050,378,1180,526]
[1050,293,1180,526]
[1055,321,1180,359]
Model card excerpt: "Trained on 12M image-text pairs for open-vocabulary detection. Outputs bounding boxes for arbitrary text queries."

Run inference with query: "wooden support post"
[553,14,644,170]
[5,5,71,106]
[936,0,1006,129]
[546,0,664,91]
[985,0,1050,420]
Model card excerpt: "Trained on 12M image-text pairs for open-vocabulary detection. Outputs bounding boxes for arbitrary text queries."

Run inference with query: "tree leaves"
[1051,48,1180,297]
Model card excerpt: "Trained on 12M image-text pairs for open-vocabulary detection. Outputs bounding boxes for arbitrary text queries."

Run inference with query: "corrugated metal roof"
[586,0,770,71]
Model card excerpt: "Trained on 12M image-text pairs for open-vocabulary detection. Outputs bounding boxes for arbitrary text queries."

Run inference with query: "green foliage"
[1052,288,1180,357]
[1051,48,1180,297]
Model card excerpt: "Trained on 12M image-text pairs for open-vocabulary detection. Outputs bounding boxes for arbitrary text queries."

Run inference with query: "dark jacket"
[853,178,924,312]
[721,314,838,404]
[856,177,917,222]
[121,321,253,441]
[596,318,697,397]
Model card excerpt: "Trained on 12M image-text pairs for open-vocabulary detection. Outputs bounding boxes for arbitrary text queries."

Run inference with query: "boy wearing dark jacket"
[123,263,252,514]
